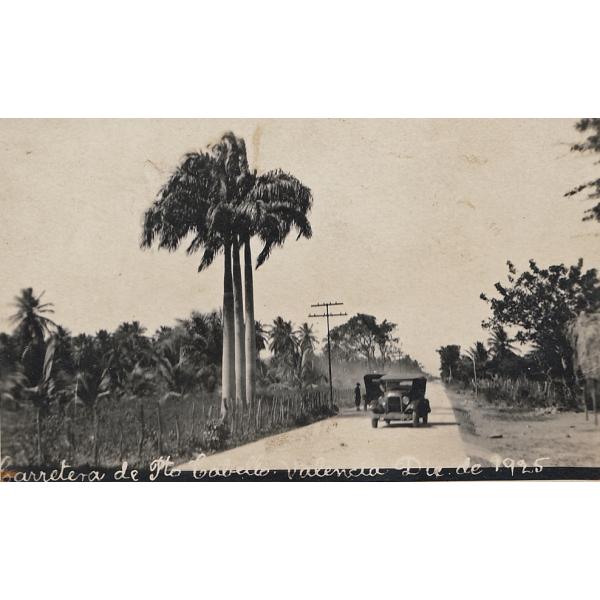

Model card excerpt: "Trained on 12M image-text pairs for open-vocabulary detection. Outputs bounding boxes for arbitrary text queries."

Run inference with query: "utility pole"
[309,301,347,406]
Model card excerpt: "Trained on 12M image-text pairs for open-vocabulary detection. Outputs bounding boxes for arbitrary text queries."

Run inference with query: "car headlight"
[402,396,410,406]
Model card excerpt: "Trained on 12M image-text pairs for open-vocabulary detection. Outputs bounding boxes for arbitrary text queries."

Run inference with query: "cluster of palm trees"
[437,327,531,386]
[265,318,323,389]
[142,132,313,415]
[0,287,330,427]
[0,288,229,416]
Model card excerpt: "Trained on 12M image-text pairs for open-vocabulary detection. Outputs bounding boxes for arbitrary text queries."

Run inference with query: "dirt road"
[179,381,472,471]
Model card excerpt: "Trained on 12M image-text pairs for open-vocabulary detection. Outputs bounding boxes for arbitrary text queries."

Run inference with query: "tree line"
[1,287,423,418]
[0,289,322,412]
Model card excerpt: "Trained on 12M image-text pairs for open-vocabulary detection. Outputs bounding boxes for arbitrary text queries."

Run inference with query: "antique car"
[364,374,431,428]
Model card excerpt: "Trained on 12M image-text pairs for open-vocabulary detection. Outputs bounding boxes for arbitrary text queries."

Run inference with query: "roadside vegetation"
[438,258,600,408]
[0,286,417,466]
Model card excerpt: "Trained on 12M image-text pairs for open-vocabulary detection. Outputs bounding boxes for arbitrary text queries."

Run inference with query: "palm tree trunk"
[244,235,257,407]
[232,237,246,408]
[221,241,236,418]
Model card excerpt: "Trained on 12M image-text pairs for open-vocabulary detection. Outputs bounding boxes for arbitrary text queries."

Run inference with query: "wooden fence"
[1,387,354,468]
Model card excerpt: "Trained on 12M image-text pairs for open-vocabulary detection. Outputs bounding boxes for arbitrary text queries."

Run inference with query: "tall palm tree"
[141,150,235,416]
[210,133,253,407]
[209,134,312,407]
[142,132,313,412]
[238,169,313,406]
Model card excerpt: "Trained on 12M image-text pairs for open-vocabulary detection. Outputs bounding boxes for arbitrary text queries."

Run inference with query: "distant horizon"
[1,119,599,373]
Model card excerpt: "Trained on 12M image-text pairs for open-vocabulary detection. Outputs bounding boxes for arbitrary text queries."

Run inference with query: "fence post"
[66,415,73,463]
[175,413,181,454]
[257,397,262,431]
[119,421,124,463]
[93,405,99,466]
[36,407,43,465]
[157,403,164,456]
[592,379,598,427]
[138,401,145,463]
[190,399,197,440]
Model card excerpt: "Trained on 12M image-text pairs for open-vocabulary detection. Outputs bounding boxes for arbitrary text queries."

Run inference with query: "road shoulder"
[444,384,600,467]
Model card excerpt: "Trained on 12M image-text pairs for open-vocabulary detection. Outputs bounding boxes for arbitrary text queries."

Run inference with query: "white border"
[1,0,599,117]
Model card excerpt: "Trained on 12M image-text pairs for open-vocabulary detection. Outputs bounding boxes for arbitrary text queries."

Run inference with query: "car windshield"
[382,380,412,391]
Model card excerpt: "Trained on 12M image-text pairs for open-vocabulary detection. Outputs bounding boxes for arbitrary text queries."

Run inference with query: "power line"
[309,301,347,406]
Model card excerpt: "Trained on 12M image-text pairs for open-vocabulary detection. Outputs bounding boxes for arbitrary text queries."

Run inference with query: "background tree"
[395,353,425,374]
[10,288,56,386]
[154,333,197,404]
[72,333,113,409]
[437,345,461,381]
[566,118,600,222]
[466,341,489,390]
[291,323,318,388]
[328,314,397,370]
[112,321,151,388]
[329,314,379,369]
[296,322,317,355]
[0,332,19,378]
[487,327,515,361]
[481,259,600,388]
[254,320,268,357]
[374,319,398,368]
[269,317,297,370]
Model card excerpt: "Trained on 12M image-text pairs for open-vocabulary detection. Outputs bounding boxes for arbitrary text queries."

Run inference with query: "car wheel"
[412,412,419,427]
[371,418,379,429]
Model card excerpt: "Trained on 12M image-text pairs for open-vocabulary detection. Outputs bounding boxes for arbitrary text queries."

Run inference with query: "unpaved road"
[179,382,472,471]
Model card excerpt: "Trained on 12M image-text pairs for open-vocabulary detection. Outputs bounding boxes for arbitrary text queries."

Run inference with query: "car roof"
[378,374,425,382]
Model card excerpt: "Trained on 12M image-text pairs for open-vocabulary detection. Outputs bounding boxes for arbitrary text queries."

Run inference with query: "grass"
[1,387,353,469]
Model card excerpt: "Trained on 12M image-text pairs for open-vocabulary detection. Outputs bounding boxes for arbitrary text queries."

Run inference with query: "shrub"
[202,418,230,451]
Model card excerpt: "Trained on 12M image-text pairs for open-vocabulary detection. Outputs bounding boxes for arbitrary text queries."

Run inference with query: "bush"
[202,418,230,451]
[475,376,575,409]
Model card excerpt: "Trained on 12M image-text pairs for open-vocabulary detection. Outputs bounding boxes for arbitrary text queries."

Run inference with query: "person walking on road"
[354,383,361,411]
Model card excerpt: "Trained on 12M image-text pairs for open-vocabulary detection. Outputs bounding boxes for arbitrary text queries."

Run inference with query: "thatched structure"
[569,312,600,423]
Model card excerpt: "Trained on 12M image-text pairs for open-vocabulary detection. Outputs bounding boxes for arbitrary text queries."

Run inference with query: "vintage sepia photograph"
[1,119,599,481]
[5,5,600,600]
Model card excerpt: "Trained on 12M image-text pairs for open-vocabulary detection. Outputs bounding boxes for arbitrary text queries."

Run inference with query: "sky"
[1,119,599,373]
